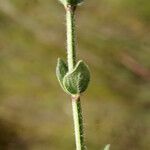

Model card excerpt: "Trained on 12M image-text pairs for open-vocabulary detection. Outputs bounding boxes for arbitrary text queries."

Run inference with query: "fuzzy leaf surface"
[56,58,68,92]
[63,60,90,95]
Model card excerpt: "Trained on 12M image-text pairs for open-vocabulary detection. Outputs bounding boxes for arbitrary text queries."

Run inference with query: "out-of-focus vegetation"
[0,0,150,149]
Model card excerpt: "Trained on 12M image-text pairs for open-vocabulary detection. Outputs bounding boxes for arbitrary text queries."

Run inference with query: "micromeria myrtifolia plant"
[56,0,110,150]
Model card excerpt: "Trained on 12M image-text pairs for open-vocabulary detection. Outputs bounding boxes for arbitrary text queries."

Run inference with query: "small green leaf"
[63,60,90,95]
[56,58,68,92]
[104,144,110,150]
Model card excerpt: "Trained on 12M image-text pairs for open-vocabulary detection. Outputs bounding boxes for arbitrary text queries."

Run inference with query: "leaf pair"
[56,58,90,95]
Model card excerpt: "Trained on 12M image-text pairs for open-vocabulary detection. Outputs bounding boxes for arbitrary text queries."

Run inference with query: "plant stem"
[66,5,76,72]
[66,5,85,150]
[72,95,85,150]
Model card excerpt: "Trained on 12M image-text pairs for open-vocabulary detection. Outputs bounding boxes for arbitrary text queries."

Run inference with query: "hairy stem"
[66,5,85,150]
[66,5,76,72]
[72,95,85,150]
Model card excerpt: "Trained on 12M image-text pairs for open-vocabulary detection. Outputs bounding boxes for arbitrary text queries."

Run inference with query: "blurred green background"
[0,0,150,149]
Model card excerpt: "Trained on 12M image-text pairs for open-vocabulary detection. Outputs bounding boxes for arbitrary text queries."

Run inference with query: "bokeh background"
[0,0,150,149]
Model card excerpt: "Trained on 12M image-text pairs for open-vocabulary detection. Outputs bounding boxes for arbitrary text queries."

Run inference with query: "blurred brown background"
[0,0,150,149]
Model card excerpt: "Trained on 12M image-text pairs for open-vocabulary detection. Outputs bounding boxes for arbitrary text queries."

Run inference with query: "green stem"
[72,95,85,150]
[66,5,85,150]
[66,5,76,72]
